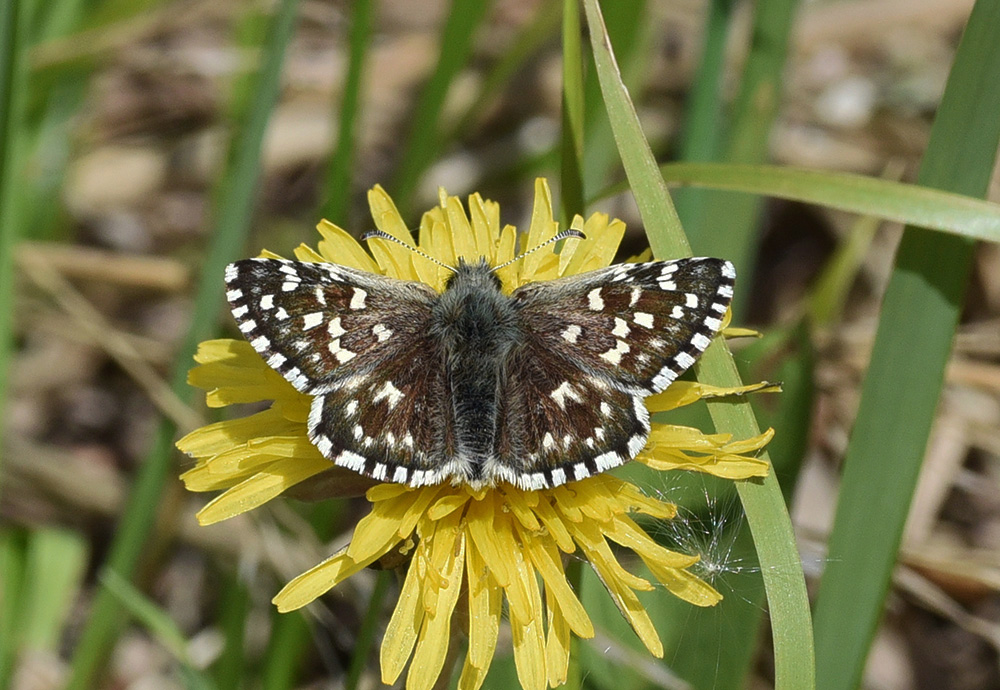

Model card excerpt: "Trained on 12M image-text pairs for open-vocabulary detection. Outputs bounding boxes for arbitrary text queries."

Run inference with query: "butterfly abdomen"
[433,261,520,480]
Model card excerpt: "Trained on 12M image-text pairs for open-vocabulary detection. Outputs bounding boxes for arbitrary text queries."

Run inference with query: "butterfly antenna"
[360,229,456,273]
[492,228,586,272]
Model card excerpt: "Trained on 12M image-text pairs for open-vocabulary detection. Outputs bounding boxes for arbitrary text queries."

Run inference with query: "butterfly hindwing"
[307,331,460,486]
[491,343,649,489]
[225,259,437,394]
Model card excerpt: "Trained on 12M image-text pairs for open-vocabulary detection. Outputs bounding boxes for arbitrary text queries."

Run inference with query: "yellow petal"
[465,496,511,587]
[530,497,576,553]
[567,520,652,592]
[511,544,547,690]
[467,192,497,261]
[465,536,502,671]
[644,562,722,608]
[519,178,557,282]
[315,219,379,272]
[368,186,418,278]
[198,435,320,475]
[521,531,593,638]
[292,243,326,263]
[604,516,698,569]
[493,224,519,290]
[427,489,472,521]
[273,549,372,612]
[407,513,466,690]
[195,456,330,524]
[589,564,663,658]
[646,380,779,412]
[176,408,300,458]
[544,595,571,688]
[381,545,428,684]
[346,487,440,564]
[445,194,478,263]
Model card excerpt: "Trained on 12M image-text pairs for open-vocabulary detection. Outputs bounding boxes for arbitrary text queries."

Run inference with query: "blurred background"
[2,0,999,689]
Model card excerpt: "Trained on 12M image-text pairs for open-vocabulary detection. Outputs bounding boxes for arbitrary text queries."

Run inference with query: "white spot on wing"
[226,289,243,301]
[543,432,555,450]
[612,318,630,338]
[675,351,696,369]
[599,340,630,365]
[561,324,582,343]
[372,380,405,408]
[260,295,274,309]
[350,288,367,310]
[634,312,654,328]
[685,293,699,308]
[372,324,393,342]
[302,312,324,330]
[328,317,346,337]
[692,332,712,351]
[587,288,604,311]
[550,381,582,409]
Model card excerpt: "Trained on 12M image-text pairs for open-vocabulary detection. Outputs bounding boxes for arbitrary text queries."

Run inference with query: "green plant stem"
[321,0,374,226]
[64,2,301,686]
[813,2,1000,689]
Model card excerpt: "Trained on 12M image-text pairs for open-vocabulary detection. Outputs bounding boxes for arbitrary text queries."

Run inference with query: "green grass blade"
[101,570,217,690]
[65,2,302,686]
[320,0,374,226]
[20,528,87,650]
[448,2,561,144]
[261,611,316,690]
[560,0,584,222]
[600,162,1000,243]
[581,0,648,198]
[0,0,24,487]
[210,569,250,689]
[597,161,1000,243]
[390,0,493,215]
[687,0,800,311]
[673,0,735,235]
[0,530,27,687]
[812,2,1000,689]
[345,571,392,690]
[582,2,815,688]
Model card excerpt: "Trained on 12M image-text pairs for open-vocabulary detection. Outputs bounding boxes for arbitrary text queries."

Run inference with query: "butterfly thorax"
[431,259,520,480]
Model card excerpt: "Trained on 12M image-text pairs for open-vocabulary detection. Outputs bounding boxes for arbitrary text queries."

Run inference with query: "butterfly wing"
[492,258,735,489]
[226,258,438,394]
[226,258,457,485]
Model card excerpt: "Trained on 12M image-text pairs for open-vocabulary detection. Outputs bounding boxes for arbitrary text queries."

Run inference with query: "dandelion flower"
[179,179,772,690]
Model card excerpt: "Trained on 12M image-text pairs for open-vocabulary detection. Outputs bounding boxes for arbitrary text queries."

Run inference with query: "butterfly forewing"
[225,259,437,394]
[511,258,734,394]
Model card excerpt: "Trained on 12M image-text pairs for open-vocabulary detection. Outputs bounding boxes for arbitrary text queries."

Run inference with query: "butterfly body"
[225,252,735,490]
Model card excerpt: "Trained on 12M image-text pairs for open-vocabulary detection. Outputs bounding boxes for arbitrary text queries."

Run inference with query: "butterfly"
[225,230,734,491]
